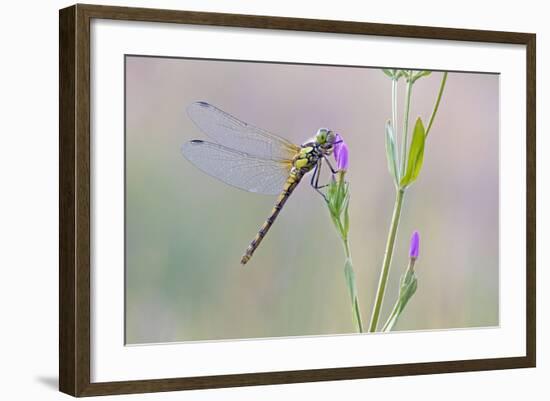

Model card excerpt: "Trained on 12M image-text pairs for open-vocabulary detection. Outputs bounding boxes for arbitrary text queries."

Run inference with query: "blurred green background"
[125,56,499,344]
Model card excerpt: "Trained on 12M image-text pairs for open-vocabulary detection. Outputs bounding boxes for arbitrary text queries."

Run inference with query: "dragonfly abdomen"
[240,171,304,265]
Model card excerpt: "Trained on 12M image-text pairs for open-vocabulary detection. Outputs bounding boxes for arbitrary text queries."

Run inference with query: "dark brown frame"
[59,3,536,397]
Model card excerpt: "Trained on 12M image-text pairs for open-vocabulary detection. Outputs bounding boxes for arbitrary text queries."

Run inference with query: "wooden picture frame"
[59,3,536,397]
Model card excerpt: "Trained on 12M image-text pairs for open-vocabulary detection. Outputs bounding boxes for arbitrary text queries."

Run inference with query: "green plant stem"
[382,258,416,332]
[425,72,448,137]
[381,297,401,332]
[342,235,364,333]
[391,78,398,136]
[368,188,405,332]
[400,76,414,176]
[353,297,363,332]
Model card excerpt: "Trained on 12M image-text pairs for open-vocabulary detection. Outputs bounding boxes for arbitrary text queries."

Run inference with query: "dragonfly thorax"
[293,128,337,173]
[292,142,327,173]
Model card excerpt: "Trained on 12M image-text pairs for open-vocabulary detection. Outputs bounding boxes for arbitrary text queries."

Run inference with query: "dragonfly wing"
[181,140,292,195]
[187,102,300,160]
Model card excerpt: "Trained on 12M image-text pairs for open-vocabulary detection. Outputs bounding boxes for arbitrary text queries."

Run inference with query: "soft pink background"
[125,56,499,343]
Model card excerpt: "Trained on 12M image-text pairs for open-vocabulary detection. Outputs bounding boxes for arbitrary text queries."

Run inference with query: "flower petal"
[409,231,420,259]
[333,134,349,171]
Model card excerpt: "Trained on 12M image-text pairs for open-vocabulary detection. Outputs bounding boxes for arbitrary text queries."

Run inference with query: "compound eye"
[315,128,328,144]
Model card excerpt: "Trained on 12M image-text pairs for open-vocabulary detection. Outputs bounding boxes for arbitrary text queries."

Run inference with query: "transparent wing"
[181,140,292,195]
[187,102,300,160]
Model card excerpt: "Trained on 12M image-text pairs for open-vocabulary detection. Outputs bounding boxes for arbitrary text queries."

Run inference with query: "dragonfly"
[181,101,339,265]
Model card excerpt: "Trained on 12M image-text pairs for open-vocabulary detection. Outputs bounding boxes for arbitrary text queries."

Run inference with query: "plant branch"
[327,177,363,333]
[382,258,417,332]
[368,188,405,332]
[392,78,398,143]
[400,76,414,176]
[425,72,448,137]
[343,246,364,333]
[381,296,401,332]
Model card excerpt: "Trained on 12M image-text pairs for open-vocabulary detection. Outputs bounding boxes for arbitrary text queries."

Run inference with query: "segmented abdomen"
[240,172,303,265]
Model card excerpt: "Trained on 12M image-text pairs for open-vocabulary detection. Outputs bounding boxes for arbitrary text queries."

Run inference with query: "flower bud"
[333,134,349,171]
[409,231,420,260]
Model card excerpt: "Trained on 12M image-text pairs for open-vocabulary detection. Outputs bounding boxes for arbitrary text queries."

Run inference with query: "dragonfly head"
[315,128,337,154]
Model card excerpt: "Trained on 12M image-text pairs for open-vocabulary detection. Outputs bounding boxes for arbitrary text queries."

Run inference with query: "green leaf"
[327,177,337,198]
[399,117,426,188]
[326,179,338,212]
[412,70,432,83]
[382,69,394,79]
[343,259,357,304]
[343,199,350,238]
[384,120,399,186]
[325,176,351,239]
[336,178,346,210]
[383,268,418,332]
[399,269,418,305]
[329,212,340,234]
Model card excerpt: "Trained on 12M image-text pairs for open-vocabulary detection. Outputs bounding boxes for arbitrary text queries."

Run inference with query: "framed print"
[59,4,536,397]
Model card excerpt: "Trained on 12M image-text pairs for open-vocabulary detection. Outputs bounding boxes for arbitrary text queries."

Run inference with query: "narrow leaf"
[383,309,400,332]
[327,179,338,213]
[399,269,418,305]
[384,120,400,186]
[336,178,346,214]
[343,199,350,238]
[399,117,426,188]
[382,69,394,79]
[344,259,357,304]
[412,70,432,83]
[383,269,418,332]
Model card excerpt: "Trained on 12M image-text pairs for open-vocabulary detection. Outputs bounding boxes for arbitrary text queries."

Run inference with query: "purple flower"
[333,134,349,171]
[409,231,420,259]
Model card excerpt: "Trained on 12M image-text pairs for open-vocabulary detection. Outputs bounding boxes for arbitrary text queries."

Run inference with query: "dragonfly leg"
[318,156,338,189]
[314,160,322,188]
[315,162,332,190]
[323,155,338,175]
[310,161,328,201]
[314,166,331,191]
